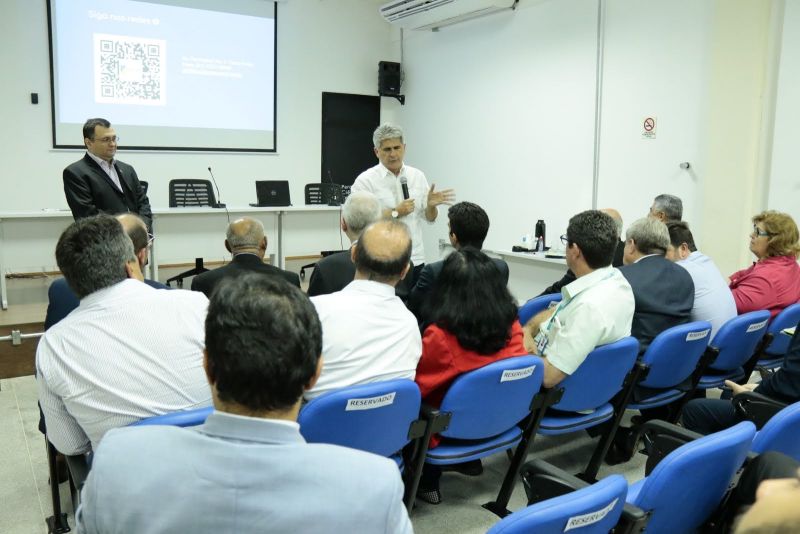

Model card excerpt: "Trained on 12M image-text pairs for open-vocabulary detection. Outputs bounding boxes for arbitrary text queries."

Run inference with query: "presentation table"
[484,249,568,303]
[0,205,342,309]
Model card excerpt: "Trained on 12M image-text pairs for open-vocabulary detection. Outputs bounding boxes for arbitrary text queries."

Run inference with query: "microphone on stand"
[400,176,409,200]
[207,167,226,209]
[326,169,341,207]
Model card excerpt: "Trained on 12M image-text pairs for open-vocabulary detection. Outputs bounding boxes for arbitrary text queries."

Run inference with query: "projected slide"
[48,0,276,151]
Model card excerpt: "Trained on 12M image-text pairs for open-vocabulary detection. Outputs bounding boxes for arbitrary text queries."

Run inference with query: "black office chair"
[165,179,215,287]
[299,184,351,280]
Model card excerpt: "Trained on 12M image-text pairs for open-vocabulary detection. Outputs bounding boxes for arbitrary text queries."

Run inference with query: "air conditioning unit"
[379,0,517,31]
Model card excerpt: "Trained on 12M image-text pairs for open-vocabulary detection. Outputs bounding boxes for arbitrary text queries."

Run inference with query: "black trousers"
[680,398,740,435]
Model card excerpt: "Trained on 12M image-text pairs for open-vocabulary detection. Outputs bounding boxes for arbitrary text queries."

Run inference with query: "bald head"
[116,213,150,269]
[225,218,267,257]
[600,208,623,238]
[352,220,412,285]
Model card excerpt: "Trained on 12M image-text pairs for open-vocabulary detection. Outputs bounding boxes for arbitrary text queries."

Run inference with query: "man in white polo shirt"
[523,210,635,388]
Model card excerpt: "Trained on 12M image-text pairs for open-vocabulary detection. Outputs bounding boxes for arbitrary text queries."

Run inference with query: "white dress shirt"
[307,280,422,400]
[677,251,738,339]
[535,266,635,375]
[37,279,212,454]
[86,151,123,192]
[351,163,433,265]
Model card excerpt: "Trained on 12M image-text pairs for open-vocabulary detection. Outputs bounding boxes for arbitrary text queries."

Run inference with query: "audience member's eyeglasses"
[560,234,569,246]
[147,233,155,247]
[752,225,772,238]
[93,136,119,144]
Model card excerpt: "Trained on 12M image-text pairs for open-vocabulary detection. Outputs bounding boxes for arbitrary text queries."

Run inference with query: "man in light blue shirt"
[666,221,737,339]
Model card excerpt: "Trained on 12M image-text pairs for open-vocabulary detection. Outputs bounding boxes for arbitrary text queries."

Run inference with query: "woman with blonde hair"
[729,210,800,318]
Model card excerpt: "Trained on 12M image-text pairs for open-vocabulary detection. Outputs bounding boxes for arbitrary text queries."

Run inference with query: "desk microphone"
[400,176,409,200]
[326,169,340,207]
[207,167,226,209]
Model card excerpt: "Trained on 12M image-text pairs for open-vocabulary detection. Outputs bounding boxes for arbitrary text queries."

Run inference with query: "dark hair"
[83,118,111,140]
[666,221,697,252]
[425,247,518,354]
[205,274,322,412]
[353,220,412,283]
[567,210,618,269]
[55,215,135,299]
[448,202,490,248]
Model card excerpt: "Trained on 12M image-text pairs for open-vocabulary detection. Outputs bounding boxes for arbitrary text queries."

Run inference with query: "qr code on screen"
[94,33,166,106]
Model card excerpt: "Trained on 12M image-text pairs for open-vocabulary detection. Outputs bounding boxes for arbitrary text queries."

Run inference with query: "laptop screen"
[254,180,291,207]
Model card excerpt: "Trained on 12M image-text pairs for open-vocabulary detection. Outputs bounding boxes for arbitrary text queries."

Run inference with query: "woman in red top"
[415,247,526,504]
[729,211,800,319]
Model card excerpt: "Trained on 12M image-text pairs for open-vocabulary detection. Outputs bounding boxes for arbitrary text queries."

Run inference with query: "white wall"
[0,0,398,259]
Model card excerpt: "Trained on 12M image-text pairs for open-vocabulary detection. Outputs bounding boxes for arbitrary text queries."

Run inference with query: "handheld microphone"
[400,176,409,200]
[207,167,226,209]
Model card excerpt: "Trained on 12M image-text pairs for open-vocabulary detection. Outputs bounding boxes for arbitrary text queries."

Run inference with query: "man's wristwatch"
[391,209,399,219]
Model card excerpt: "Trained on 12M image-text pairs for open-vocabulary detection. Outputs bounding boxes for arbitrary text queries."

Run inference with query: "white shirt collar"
[344,279,397,297]
[86,150,114,170]
[378,162,404,179]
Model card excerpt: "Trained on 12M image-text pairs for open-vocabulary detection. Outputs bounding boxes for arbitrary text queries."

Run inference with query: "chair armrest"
[617,504,650,534]
[520,458,590,505]
[639,420,705,476]
[733,391,787,429]
[419,403,452,434]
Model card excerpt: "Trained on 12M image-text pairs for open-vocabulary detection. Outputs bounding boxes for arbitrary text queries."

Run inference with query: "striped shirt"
[37,279,212,454]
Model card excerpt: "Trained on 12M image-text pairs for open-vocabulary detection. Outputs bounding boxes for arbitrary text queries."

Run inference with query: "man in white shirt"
[523,210,635,388]
[37,215,211,455]
[666,221,737,339]
[307,220,422,400]
[351,123,455,281]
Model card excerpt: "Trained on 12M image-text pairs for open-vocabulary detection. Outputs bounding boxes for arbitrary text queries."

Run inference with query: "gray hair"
[626,217,670,256]
[373,123,404,149]
[343,191,382,236]
[226,218,265,250]
[56,215,136,299]
[653,194,683,221]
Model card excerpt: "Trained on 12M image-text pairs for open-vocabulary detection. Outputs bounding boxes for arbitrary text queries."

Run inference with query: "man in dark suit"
[63,118,152,229]
[618,217,694,353]
[191,217,299,297]
[538,208,625,296]
[408,202,508,324]
[307,191,413,299]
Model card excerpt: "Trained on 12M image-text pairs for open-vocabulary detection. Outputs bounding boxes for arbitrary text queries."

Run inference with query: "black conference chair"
[165,179,216,287]
[299,184,352,280]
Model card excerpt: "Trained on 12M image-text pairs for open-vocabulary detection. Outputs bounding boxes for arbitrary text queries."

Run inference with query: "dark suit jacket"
[538,239,626,297]
[306,250,413,301]
[63,154,152,229]
[756,325,800,403]
[45,277,168,330]
[619,254,695,353]
[190,253,300,298]
[408,256,510,324]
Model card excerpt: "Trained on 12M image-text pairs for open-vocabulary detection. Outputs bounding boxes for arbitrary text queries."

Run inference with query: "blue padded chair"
[487,474,628,534]
[129,406,213,427]
[753,303,800,371]
[518,293,562,325]
[298,379,425,509]
[696,311,770,390]
[625,421,756,533]
[624,321,712,418]
[750,399,800,461]
[535,336,640,482]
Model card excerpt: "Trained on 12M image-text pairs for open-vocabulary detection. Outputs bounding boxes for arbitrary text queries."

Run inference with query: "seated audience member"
[37,215,210,455]
[414,246,526,504]
[306,220,421,400]
[307,190,413,299]
[733,452,800,533]
[523,210,634,388]
[76,274,412,534]
[619,217,694,353]
[191,217,299,297]
[682,325,800,435]
[666,221,737,339]
[729,210,800,318]
[44,213,166,330]
[648,193,683,223]
[538,208,625,296]
[409,201,508,322]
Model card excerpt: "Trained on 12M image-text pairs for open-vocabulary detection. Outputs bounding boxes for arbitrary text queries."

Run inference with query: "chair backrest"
[631,421,756,533]
[168,179,216,207]
[638,321,712,389]
[709,310,771,371]
[751,400,800,460]
[518,294,562,325]
[765,303,800,356]
[298,379,421,457]
[487,474,628,534]
[550,337,639,413]
[439,355,544,439]
[129,406,213,427]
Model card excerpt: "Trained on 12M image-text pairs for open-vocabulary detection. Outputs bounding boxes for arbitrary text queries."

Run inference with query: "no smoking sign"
[642,117,657,139]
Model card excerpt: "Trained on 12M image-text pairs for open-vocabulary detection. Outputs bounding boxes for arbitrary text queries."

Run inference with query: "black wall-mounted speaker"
[378,61,402,96]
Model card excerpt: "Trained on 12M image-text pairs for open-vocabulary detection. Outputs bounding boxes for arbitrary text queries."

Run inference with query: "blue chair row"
[748,302,800,375]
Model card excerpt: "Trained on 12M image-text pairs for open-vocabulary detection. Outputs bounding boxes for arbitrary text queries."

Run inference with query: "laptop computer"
[250,180,291,207]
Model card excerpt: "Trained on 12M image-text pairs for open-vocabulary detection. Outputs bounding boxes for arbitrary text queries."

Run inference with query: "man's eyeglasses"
[560,234,569,246]
[92,136,119,144]
[752,225,772,238]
